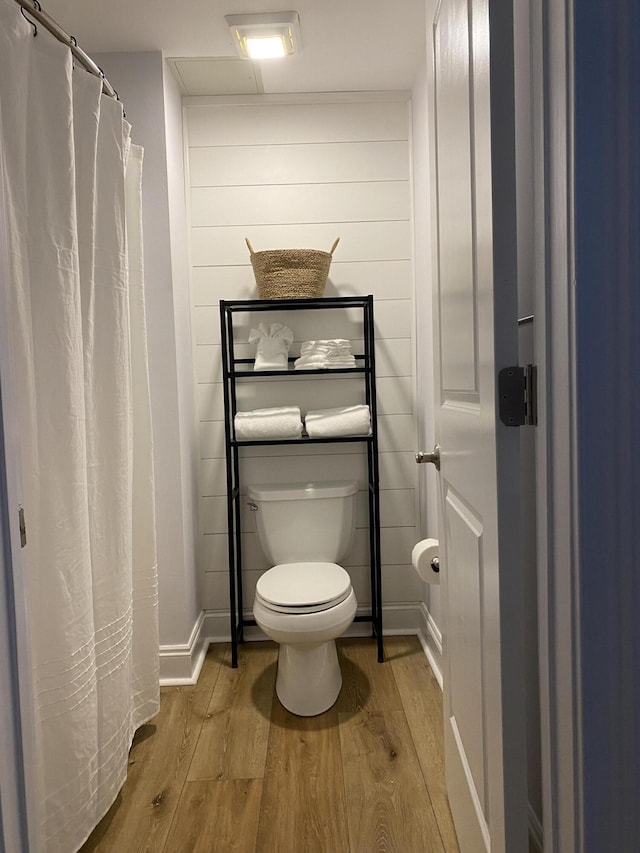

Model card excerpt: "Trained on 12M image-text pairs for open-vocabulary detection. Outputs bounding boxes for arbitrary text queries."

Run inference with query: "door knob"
[415,445,441,471]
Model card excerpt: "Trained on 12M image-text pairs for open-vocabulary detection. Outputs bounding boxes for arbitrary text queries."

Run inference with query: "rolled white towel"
[304,405,371,438]
[235,406,303,440]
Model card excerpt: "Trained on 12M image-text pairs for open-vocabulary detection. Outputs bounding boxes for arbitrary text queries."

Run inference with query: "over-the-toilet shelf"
[219,295,383,667]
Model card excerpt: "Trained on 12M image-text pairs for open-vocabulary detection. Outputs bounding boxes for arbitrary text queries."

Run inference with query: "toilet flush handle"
[248,502,259,511]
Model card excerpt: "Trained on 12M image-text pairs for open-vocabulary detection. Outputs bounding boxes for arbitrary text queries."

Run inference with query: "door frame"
[0,123,39,853]
[0,377,30,853]
[532,0,583,850]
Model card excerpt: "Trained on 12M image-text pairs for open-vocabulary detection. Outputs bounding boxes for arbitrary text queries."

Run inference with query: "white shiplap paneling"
[191,260,413,305]
[201,562,422,612]
[195,338,412,384]
[187,101,409,147]
[202,488,416,537]
[198,413,415,461]
[192,299,412,346]
[191,221,412,267]
[189,140,410,187]
[185,97,417,609]
[191,181,410,227]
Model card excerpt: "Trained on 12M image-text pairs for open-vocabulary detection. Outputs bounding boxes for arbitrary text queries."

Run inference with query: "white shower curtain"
[0,2,159,851]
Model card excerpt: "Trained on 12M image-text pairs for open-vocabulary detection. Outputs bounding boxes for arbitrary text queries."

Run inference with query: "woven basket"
[246,237,340,299]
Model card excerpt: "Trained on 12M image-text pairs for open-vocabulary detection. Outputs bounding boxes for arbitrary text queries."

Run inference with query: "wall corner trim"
[159,610,208,685]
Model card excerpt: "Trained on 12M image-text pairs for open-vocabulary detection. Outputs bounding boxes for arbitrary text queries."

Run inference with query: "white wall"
[95,52,199,647]
[184,95,421,623]
[161,60,201,643]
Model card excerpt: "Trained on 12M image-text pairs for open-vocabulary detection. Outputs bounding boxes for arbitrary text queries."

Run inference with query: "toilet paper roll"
[411,538,440,584]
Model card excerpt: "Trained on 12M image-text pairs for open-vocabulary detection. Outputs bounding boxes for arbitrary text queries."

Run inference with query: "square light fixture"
[225,11,302,60]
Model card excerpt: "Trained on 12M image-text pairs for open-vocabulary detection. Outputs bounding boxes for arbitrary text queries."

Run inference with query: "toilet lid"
[256,562,351,610]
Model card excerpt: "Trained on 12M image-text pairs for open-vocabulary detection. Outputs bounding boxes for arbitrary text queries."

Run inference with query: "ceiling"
[43,0,426,95]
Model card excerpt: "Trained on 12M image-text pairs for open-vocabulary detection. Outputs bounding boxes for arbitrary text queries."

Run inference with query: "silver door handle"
[415,445,441,471]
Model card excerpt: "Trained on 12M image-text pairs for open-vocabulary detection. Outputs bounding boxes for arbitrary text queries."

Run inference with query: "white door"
[428,0,528,849]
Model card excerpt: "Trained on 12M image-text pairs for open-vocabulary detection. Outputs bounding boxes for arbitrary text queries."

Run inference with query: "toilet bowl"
[248,482,358,716]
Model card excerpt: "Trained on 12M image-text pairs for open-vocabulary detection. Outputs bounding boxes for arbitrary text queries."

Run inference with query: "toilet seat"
[256,562,352,614]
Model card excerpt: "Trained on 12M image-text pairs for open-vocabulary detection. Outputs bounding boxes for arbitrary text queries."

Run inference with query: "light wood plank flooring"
[81,636,460,852]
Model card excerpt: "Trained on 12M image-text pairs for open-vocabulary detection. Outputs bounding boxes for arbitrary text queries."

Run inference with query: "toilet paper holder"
[411,538,441,583]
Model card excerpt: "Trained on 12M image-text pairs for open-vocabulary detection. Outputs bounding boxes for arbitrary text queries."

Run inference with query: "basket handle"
[329,238,340,255]
[245,237,255,255]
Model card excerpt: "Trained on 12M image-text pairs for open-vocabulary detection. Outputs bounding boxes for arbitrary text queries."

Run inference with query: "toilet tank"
[247,481,358,566]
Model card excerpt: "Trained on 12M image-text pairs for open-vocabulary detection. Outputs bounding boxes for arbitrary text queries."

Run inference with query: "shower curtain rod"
[13,0,117,99]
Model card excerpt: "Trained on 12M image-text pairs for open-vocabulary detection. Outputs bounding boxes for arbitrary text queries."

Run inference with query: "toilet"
[248,480,358,716]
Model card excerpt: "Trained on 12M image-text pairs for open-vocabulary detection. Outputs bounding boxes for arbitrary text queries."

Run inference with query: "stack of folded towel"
[304,404,371,438]
[294,339,356,370]
[234,406,303,440]
[249,323,294,371]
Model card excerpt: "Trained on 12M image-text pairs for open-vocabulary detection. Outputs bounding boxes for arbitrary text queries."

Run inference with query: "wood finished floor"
[81,636,460,853]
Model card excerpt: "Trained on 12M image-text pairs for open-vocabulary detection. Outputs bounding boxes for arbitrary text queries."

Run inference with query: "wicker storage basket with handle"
[246,237,340,299]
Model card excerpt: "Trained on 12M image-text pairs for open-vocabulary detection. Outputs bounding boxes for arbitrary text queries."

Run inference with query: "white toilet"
[248,480,358,716]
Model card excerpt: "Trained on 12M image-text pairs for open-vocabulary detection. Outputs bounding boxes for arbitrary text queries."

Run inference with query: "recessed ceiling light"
[225,11,302,60]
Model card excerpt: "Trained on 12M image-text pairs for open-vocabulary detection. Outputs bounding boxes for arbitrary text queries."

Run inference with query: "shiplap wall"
[185,96,420,618]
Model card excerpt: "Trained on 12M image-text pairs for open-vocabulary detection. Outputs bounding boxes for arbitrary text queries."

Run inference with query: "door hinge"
[498,364,537,426]
[18,505,26,548]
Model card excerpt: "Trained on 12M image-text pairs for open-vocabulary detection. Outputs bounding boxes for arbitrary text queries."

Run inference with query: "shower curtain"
[0,2,159,851]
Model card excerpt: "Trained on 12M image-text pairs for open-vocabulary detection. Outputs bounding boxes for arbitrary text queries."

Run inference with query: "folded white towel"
[294,339,355,370]
[294,354,356,370]
[249,323,293,372]
[300,345,352,356]
[304,405,371,438]
[300,339,353,357]
[235,406,303,440]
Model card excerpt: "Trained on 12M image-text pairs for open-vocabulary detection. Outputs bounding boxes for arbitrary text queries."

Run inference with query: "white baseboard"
[416,601,443,688]
[202,609,236,644]
[159,611,208,685]
[160,602,443,687]
[201,602,425,647]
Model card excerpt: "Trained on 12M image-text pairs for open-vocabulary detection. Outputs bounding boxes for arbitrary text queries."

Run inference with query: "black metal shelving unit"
[220,295,383,667]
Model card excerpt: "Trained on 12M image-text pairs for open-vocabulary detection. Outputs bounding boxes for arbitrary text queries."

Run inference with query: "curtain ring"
[113,90,127,119]
[69,34,77,69]
[20,6,37,36]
